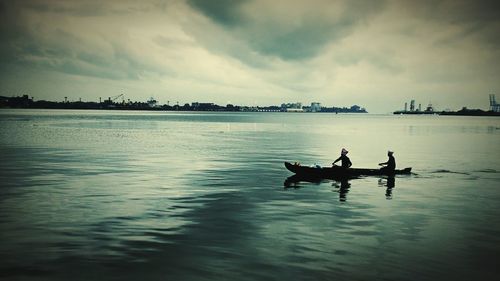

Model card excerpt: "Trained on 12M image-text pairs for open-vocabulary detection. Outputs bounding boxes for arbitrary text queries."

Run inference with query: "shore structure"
[393,96,500,116]
[393,99,436,115]
[0,95,368,113]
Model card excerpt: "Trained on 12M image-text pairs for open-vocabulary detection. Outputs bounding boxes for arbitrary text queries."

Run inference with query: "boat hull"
[284,162,411,179]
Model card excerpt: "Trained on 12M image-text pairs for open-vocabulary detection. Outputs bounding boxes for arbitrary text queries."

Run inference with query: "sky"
[0,0,499,113]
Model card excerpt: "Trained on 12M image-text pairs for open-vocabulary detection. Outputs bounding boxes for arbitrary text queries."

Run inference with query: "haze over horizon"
[1,0,499,113]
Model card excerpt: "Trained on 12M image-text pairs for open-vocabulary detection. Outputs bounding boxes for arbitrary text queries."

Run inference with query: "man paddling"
[379,150,396,173]
[332,148,352,168]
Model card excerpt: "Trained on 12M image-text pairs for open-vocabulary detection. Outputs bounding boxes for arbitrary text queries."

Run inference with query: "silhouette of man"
[332,148,352,168]
[379,150,396,173]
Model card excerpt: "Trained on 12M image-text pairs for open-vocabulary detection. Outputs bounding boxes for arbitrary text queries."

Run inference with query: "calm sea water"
[1,109,499,281]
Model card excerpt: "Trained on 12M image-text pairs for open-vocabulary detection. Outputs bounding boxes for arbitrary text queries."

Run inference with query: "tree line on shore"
[0,95,368,113]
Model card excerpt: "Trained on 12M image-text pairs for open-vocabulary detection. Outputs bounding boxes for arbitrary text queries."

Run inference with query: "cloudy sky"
[1,0,499,112]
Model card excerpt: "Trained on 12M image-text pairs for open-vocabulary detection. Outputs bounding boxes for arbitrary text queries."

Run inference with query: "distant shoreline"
[2,107,499,117]
[393,109,500,117]
[0,95,368,113]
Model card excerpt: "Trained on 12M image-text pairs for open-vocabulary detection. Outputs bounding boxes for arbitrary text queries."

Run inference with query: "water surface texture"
[1,110,499,280]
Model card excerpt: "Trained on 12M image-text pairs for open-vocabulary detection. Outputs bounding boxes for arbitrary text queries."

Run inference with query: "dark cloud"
[451,0,500,23]
[400,0,500,48]
[407,0,500,23]
[0,2,27,40]
[187,0,248,26]
[0,1,174,80]
[1,29,165,81]
[186,0,385,60]
[249,18,356,60]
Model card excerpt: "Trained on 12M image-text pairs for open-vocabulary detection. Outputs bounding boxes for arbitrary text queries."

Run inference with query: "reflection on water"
[284,175,354,201]
[285,175,398,202]
[1,110,500,281]
[379,177,396,199]
[333,179,351,202]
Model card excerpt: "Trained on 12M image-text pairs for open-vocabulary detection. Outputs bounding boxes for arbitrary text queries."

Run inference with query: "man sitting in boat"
[332,148,352,168]
[379,150,396,172]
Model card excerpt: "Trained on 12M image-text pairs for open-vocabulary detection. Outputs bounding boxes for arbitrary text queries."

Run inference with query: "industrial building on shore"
[394,95,500,116]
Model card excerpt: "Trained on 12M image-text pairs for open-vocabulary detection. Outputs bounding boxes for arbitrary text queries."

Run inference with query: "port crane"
[100,93,125,108]
[490,94,499,112]
[107,93,124,103]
